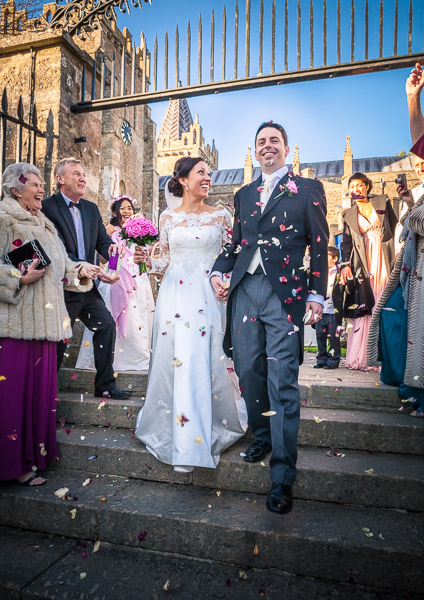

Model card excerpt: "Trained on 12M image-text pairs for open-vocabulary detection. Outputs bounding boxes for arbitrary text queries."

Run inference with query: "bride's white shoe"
[173,465,194,473]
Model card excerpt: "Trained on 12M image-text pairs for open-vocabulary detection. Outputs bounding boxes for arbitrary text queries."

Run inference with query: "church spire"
[244,146,253,184]
[157,98,193,141]
[292,144,300,176]
[344,135,353,178]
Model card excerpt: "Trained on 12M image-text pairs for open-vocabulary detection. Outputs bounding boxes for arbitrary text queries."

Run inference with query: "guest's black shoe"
[313,363,326,369]
[324,364,339,370]
[266,483,293,515]
[243,440,272,463]
[94,386,131,400]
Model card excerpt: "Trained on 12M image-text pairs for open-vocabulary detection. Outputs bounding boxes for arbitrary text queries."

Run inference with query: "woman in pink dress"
[340,172,397,370]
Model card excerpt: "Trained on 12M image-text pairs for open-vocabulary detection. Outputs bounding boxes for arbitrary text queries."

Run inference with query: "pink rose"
[287,180,298,194]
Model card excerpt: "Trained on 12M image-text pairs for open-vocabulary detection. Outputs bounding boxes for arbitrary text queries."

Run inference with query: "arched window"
[184,137,188,145]
[45,10,52,22]
[17,18,23,31]
[193,130,197,144]
[119,180,126,195]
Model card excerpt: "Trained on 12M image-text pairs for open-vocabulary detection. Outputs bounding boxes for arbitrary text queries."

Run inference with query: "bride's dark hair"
[167,156,204,197]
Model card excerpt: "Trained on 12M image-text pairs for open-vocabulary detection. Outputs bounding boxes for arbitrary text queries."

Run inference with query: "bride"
[135,157,247,472]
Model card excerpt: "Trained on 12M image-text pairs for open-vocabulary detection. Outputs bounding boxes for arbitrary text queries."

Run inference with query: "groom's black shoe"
[266,483,293,515]
[243,440,272,463]
[94,386,131,400]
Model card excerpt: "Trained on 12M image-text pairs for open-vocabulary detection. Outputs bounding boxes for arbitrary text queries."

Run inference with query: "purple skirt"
[0,338,59,480]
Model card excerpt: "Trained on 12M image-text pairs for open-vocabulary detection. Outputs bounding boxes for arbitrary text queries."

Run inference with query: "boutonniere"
[274,174,298,200]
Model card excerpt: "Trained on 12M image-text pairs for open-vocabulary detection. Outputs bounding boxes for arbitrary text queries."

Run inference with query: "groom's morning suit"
[42,192,116,394]
[213,167,328,486]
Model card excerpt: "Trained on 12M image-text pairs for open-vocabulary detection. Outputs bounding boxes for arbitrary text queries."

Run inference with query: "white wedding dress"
[135,208,247,469]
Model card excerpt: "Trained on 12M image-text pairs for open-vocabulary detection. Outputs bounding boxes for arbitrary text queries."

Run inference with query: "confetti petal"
[55,487,70,498]
[261,410,277,417]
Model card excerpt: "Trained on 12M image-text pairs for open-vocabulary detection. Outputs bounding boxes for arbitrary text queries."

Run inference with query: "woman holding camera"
[0,163,95,485]
[340,172,397,370]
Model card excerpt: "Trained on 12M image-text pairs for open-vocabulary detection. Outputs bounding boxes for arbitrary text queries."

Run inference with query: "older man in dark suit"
[42,158,132,400]
[211,123,329,514]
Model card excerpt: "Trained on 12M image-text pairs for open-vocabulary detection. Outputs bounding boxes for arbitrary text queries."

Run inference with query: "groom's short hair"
[255,122,288,147]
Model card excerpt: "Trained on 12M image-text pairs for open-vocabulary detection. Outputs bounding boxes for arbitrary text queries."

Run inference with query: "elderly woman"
[0,163,96,485]
[340,172,397,370]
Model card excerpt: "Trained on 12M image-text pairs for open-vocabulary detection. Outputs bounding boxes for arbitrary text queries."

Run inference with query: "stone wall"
[0,21,158,223]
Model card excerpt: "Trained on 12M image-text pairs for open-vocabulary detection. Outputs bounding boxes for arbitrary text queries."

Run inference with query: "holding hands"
[210,275,229,301]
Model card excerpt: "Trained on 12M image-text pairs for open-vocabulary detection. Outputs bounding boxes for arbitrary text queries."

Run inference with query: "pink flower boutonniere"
[274,176,298,200]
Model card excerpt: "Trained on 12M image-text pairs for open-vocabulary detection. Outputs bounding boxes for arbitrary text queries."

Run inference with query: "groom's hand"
[211,275,229,300]
[304,301,323,326]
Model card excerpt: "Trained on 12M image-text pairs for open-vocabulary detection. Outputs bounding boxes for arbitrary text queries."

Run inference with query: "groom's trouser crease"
[231,273,300,486]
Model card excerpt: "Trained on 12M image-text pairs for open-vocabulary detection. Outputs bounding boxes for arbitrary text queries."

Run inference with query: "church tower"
[156,99,218,176]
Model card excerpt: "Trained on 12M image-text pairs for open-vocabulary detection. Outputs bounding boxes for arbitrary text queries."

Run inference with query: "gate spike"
[153,36,158,91]
[323,0,327,67]
[297,0,301,70]
[245,0,250,77]
[164,30,168,90]
[393,0,398,57]
[310,0,314,68]
[337,0,341,64]
[259,0,263,75]
[379,0,383,59]
[234,0,239,79]
[187,21,191,87]
[365,0,369,60]
[221,6,226,81]
[175,24,179,87]
[284,0,288,72]
[198,14,202,85]
[210,10,214,83]
[271,0,275,74]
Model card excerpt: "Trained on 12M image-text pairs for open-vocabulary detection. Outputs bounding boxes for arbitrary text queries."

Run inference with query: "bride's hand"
[211,275,229,300]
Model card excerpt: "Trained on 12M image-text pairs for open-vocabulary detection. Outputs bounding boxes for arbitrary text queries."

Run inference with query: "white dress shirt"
[61,191,86,261]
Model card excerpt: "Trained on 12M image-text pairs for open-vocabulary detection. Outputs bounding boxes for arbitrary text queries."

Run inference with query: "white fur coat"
[0,194,92,342]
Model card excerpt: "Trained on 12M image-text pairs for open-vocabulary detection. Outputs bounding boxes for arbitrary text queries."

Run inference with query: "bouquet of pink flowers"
[120,216,158,274]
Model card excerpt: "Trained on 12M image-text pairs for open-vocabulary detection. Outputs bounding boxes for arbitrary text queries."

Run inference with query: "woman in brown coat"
[340,172,397,370]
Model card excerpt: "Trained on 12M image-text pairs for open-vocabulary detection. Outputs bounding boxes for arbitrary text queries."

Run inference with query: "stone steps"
[0,469,422,596]
[58,366,401,411]
[2,525,410,600]
[56,393,424,454]
[54,425,424,512]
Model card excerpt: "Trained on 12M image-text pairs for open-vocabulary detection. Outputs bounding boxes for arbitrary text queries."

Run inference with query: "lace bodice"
[151,208,232,275]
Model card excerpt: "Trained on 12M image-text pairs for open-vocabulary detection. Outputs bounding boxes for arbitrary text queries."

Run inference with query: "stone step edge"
[54,428,424,512]
[55,402,424,456]
[0,468,421,595]
[0,525,413,600]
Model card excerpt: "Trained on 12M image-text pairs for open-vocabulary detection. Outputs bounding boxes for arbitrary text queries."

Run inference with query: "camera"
[395,173,407,189]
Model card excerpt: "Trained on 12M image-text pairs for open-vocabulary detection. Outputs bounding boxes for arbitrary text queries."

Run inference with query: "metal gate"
[57,0,424,114]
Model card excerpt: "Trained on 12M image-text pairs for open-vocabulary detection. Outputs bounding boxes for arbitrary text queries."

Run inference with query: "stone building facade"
[0,0,159,223]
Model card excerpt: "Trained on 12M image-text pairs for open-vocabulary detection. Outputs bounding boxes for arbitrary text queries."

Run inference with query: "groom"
[211,122,328,514]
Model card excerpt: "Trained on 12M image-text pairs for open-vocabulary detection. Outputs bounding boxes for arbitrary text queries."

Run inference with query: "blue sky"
[116,0,424,169]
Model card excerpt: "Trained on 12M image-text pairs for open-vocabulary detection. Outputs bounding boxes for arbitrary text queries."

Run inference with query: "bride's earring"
[184,184,188,191]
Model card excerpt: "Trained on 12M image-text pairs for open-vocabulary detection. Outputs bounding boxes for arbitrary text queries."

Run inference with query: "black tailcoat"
[42,192,112,265]
[212,172,329,358]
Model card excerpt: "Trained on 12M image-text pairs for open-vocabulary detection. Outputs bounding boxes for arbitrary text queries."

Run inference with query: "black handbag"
[3,239,51,271]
